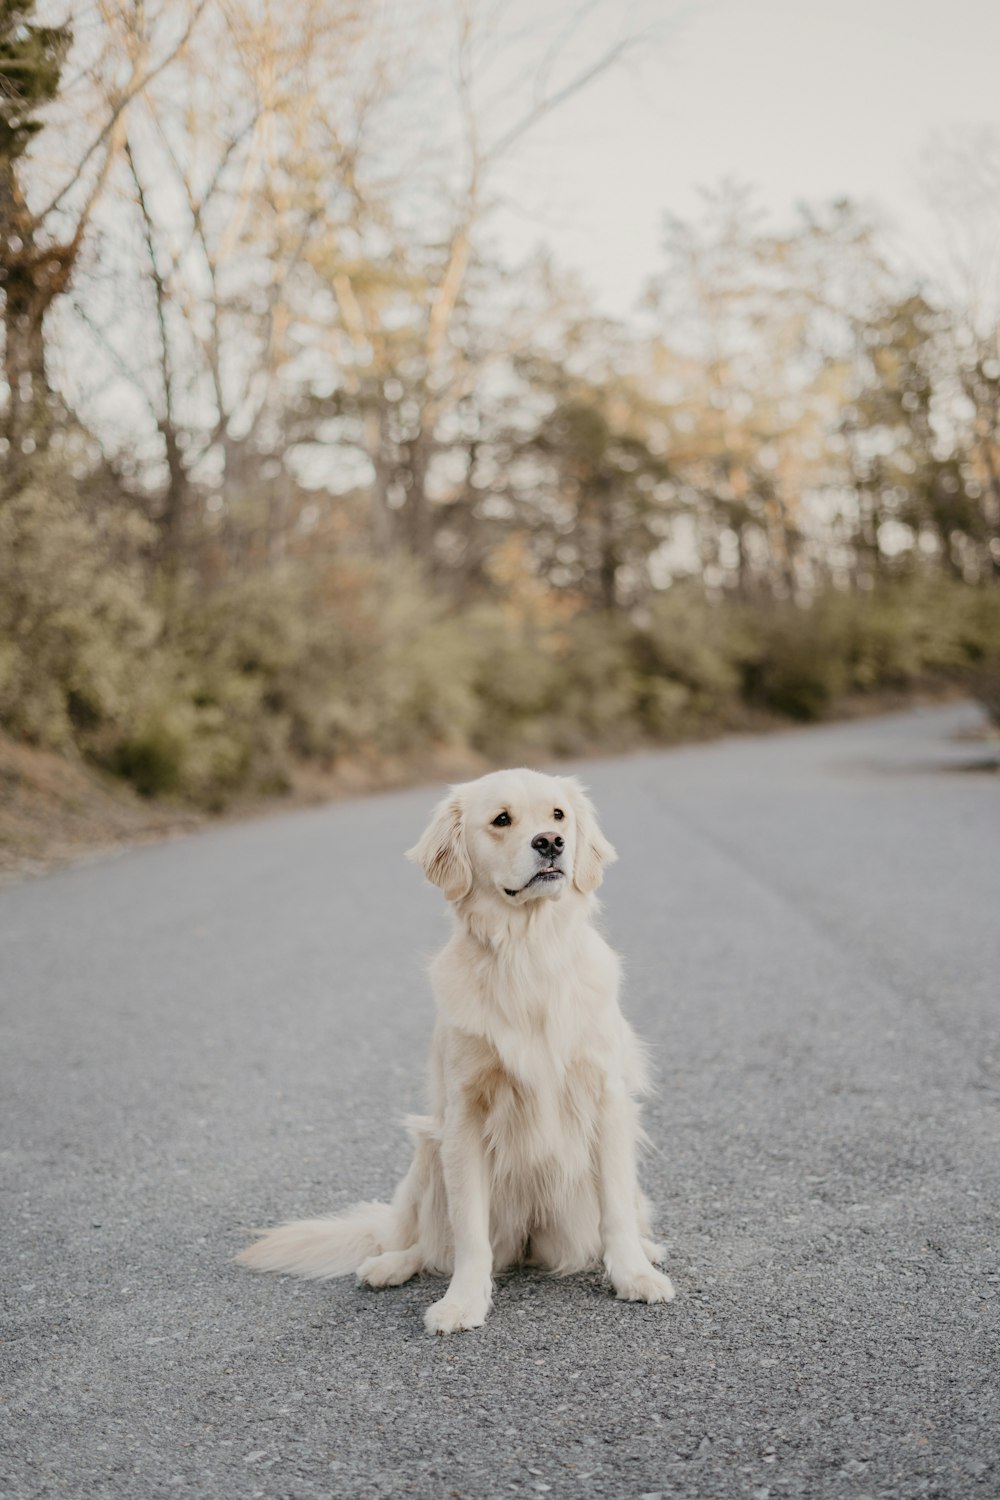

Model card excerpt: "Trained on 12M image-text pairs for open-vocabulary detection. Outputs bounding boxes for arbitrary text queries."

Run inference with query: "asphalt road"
[2,703,998,1500]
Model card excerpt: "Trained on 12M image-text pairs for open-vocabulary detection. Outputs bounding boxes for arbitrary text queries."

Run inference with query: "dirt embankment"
[0,734,203,880]
[0,734,487,884]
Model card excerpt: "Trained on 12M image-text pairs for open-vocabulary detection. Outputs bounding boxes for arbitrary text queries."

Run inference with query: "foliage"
[1,7,998,812]
[3,471,995,806]
[955,586,1000,727]
[0,0,71,162]
[0,458,158,750]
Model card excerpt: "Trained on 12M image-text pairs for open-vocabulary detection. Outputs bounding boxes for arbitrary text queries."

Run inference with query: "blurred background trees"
[2,0,998,808]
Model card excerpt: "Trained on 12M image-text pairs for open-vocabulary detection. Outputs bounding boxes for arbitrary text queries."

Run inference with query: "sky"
[489,0,1000,313]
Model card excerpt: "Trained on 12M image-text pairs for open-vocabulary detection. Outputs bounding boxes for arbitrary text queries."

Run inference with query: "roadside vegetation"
[2,2,998,817]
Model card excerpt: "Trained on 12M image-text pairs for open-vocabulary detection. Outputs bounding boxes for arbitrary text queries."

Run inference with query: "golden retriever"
[237,769,674,1333]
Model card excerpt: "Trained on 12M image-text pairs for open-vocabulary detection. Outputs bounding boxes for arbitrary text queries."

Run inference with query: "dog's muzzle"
[505,832,567,896]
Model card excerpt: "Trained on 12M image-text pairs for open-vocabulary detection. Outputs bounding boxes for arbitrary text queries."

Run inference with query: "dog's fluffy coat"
[237,769,674,1332]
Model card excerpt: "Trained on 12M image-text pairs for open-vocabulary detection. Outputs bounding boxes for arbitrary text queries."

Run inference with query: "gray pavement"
[2,703,998,1500]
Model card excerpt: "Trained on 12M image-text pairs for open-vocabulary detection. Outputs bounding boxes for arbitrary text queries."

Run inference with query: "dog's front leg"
[424,1102,493,1334]
[598,1083,675,1304]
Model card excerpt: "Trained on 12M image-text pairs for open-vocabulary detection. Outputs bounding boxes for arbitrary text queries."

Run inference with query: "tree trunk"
[158,419,189,574]
[2,174,49,492]
[404,426,432,562]
[1,168,79,498]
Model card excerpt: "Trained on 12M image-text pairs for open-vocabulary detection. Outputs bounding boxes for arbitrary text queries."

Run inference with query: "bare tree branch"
[31,0,211,230]
[484,34,633,165]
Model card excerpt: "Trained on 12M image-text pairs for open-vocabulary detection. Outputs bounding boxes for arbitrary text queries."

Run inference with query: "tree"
[0,0,71,481]
[842,291,970,581]
[508,353,673,610]
[643,191,935,598]
[79,0,368,572]
[1,0,208,494]
[921,129,1000,579]
[293,1,639,566]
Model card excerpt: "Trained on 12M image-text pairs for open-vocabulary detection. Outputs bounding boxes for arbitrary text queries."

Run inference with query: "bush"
[737,599,849,721]
[0,463,159,751]
[952,585,1000,727]
[545,613,641,754]
[359,582,482,754]
[633,586,747,736]
[3,461,998,808]
[464,610,561,758]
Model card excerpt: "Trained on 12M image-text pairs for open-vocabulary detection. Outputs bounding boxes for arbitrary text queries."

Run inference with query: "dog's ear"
[406,791,472,902]
[563,777,617,894]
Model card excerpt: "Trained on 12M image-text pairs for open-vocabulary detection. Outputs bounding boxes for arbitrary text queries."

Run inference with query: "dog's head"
[406,769,616,908]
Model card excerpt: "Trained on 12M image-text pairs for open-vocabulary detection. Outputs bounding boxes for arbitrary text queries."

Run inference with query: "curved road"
[2,704,998,1499]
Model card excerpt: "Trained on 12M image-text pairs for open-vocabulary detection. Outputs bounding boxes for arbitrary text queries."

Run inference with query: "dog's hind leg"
[356,1116,446,1290]
[357,1244,424,1287]
[386,1115,439,1246]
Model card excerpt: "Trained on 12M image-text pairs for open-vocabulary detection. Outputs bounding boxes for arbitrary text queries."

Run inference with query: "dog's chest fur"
[474,1043,603,1185]
[431,915,623,1186]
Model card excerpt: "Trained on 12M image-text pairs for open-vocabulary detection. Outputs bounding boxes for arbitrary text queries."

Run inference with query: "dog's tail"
[235,1200,398,1281]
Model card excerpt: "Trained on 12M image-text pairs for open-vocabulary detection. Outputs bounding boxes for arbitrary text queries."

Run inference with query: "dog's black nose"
[531,832,564,859]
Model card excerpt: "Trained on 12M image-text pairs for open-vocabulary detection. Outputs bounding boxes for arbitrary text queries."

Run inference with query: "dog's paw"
[641,1236,668,1265]
[424,1290,491,1335]
[357,1248,421,1288]
[610,1264,676,1304]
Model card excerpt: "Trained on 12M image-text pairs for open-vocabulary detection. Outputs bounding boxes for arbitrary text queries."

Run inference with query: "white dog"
[237,769,674,1333]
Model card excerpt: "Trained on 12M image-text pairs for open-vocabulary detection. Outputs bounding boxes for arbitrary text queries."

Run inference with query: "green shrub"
[740,599,850,721]
[113,717,186,798]
[362,588,482,754]
[546,613,641,754]
[632,585,747,736]
[956,583,1000,727]
[3,461,998,808]
[0,463,159,751]
[463,610,561,758]
[843,583,961,688]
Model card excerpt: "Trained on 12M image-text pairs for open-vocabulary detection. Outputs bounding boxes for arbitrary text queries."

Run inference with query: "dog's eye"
[492,812,511,828]
[553,808,564,821]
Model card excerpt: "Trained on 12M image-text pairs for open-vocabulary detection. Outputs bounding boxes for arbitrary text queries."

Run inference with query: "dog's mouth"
[504,866,565,897]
